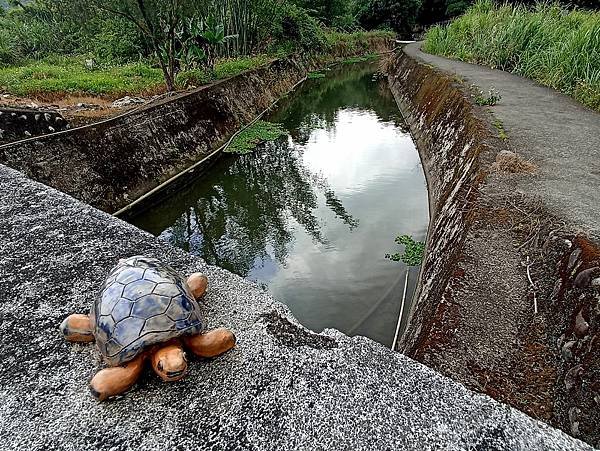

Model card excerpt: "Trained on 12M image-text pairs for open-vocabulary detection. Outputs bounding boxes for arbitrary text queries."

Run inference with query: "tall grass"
[424,0,600,111]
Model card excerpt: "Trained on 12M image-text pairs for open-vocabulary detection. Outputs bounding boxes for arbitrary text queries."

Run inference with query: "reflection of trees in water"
[162,138,357,277]
[272,62,409,144]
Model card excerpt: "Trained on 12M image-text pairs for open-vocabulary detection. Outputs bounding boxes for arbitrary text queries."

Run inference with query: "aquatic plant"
[226,120,286,154]
[385,235,425,266]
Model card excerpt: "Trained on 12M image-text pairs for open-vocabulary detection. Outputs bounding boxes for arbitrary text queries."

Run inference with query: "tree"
[357,0,422,36]
[94,0,195,91]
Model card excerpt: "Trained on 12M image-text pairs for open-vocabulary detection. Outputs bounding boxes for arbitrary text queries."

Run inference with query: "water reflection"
[132,62,429,346]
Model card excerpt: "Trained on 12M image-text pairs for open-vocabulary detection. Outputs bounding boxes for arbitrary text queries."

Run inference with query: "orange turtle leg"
[186,273,208,299]
[183,328,236,358]
[59,314,95,342]
[89,355,145,401]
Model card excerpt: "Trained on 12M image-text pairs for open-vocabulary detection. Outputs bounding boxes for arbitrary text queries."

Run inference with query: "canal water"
[131,61,429,347]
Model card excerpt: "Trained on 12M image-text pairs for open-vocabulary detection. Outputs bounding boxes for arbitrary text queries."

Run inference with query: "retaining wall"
[386,44,600,446]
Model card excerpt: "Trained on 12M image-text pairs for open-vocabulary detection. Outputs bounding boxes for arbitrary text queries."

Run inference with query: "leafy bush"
[424,0,600,111]
[270,3,327,52]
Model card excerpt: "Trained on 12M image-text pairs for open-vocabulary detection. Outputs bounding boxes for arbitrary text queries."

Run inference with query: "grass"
[0,57,164,97]
[307,71,326,79]
[493,118,508,141]
[225,120,286,154]
[474,86,502,106]
[423,0,600,112]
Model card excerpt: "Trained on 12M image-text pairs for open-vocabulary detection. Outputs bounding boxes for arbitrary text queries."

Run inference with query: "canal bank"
[387,42,600,446]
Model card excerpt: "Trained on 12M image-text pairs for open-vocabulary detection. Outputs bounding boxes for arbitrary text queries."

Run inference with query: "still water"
[132,62,429,347]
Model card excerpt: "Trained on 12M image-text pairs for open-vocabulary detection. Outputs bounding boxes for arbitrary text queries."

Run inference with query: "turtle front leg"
[184,328,236,358]
[59,314,94,342]
[187,273,208,299]
[89,355,145,401]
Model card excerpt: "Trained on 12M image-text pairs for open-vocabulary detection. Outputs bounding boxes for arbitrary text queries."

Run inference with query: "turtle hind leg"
[184,328,236,358]
[186,273,208,299]
[89,355,145,401]
[59,314,95,342]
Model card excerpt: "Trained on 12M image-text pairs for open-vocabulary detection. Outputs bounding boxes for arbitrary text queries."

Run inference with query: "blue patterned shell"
[91,256,203,366]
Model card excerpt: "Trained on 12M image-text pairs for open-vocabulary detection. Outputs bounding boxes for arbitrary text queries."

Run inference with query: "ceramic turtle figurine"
[60,256,236,401]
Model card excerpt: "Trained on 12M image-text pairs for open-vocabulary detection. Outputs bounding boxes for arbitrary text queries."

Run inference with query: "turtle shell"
[91,256,203,366]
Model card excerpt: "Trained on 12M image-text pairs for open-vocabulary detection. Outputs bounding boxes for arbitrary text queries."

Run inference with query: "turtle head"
[151,343,188,382]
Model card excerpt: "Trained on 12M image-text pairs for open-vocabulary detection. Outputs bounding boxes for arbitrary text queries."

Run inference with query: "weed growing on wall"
[474,86,501,106]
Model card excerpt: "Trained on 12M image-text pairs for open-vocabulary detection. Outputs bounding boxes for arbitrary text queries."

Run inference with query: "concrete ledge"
[0,161,590,448]
[387,43,600,446]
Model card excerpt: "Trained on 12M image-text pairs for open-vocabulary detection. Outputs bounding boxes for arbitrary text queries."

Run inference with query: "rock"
[111,96,145,108]
[48,126,55,133]
[561,340,576,360]
[568,248,582,272]
[18,114,27,121]
[591,277,600,288]
[574,267,599,288]
[34,114,40,122]
[44,113,52,122]
[24,130,31,136]
[574,308,589,338]
[565,365,583,390]
[569,407,581,436]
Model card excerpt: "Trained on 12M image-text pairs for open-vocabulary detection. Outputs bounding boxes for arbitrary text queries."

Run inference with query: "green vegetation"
[307,71,326,79]
[493,118,508,141]
[226,120,287,154]
[342,54,378,64]
[0,0,395,97]
[474,86,501,106]
[385,235,425,266]
[424,0,600,111]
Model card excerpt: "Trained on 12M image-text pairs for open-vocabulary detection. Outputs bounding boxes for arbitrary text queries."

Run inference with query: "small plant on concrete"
[475,86,502,106]
[492,118,508,141]
[226,120,286,154]
[385,235,425,266]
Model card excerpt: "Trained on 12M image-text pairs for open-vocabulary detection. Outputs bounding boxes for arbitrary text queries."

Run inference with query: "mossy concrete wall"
[0,37,391,214]
[386,44,600,446]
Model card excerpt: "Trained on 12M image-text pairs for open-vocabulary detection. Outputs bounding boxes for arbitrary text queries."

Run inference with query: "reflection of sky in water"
[133,64,429,347]
[254,109,427,344]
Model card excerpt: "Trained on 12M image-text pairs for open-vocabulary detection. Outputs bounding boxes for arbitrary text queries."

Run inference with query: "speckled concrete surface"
[0,164,591,450]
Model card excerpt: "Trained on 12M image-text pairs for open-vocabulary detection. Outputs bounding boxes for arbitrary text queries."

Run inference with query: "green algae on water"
[226,120,287,154]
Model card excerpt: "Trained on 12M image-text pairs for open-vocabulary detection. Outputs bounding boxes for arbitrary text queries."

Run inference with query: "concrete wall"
[386,45,600,446]
[0,38,392,214]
